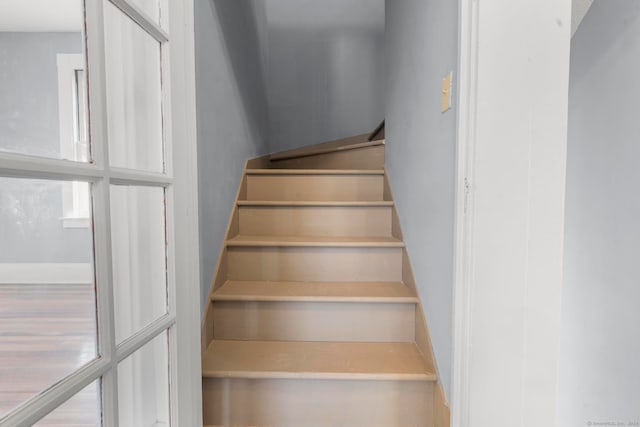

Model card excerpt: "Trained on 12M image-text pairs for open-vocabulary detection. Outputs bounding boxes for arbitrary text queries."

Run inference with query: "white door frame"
[451,0,572,425]
[451,0,479,425]
[0,0,201,425]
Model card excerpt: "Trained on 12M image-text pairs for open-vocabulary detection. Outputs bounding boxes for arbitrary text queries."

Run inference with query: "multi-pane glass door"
[0,0,183,425]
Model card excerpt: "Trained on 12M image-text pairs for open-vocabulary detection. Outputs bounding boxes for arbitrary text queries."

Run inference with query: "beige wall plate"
[441,72,453,112]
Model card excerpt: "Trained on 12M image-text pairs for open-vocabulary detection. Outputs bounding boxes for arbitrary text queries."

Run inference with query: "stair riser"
[238,206,392,237]
[227,247,402,282]
[245,175,384,201]
[212,301,415,342]
[203,378,434,427]
[270,145,385,170]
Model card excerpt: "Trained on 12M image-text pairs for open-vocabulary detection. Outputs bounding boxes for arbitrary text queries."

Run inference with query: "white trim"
[451,0,479,424]
[57,53,92,229]
[0,359,110,427]
[62,217,91,228]
[167,0,203,425]
[451,0,572,424]
[0,263,93,285]
[56,53,86,162]
[0,151,103,181]
[108,0,169,43]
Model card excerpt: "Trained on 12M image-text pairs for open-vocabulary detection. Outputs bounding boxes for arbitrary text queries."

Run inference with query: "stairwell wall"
[559,1,640,424]
[384,0,458,399]
[195,0,270,311]
[258,0,386,153]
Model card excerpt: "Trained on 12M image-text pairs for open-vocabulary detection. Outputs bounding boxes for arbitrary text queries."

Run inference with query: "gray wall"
[260,0,385,152]
[195,0,270,310]
[385,0,458,398]
[0,32,90,264]
[559,1,640,425]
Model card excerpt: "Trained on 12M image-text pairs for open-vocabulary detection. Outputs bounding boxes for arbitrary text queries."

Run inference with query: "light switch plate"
[441,72,453,113]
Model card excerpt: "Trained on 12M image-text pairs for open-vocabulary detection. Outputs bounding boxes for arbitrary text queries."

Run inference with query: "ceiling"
[572,0,595,37]
[0,0,83,32]
[0,0,591,38]
[262,0,384,31]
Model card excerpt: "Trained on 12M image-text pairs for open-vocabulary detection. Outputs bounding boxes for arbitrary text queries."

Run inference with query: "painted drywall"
[195,0,270,310]
[572,0,595,36]
[0,32,91,264]
[463,0,571,423]
[385,0,458,398]
[260,0,385,152]
[559,1,640,425]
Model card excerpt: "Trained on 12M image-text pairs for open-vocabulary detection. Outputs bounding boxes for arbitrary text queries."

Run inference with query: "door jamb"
[451,0,479,425]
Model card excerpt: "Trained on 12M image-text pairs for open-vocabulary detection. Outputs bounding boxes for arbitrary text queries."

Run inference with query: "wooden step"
[269,140,385,162]
[226,246,402,282]
[268,142,385,170]
[237,200,393,206]
[212,280,418,303]
[202,377,433,427]
[226,235,404,248]
[212,300,414,342]
[237,202,393,237]
[211,281,417,342]
[245,169,384,201]
[246,169,385,175]
[202,340,436,380]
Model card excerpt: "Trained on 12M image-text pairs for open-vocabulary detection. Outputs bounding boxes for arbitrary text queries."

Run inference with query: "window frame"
[0,0,201,425]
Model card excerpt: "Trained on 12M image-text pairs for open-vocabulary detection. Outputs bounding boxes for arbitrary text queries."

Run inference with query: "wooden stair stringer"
[383,168,451,427]
[200,161,248,356]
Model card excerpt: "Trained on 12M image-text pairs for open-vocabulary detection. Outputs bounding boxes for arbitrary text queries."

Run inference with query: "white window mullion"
[0,151,102,181]
[160,31,173,177]
[164,185,179,427]
[108,0,168,43]
[90,179,119,427]
[0,359,110,427]
[110,167,173,186]
[115,314,176,363]
[84,0,119,425]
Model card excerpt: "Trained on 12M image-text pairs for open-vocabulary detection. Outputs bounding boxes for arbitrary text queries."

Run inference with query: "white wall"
[195,0,270,310]
[260,0,385,152]
[385,0,458,398]
[457,0,572,425]
[0,33,92,266]
[559,1,640,425]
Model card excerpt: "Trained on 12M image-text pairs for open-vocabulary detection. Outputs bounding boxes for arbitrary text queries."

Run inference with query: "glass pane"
[118,331,170,427]
[0,177,97,418]
[0,1,90,162]
[104,2,164,172]
[35,381,101,426]
[110,186,167,343]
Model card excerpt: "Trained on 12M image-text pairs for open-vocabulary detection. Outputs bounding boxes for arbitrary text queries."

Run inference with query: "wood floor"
[0,284,99,426]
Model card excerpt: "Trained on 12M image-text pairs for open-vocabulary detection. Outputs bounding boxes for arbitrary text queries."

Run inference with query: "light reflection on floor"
[0,284,100,425]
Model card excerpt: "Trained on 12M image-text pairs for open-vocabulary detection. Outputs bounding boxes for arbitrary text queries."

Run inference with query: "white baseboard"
[0,263,93,285]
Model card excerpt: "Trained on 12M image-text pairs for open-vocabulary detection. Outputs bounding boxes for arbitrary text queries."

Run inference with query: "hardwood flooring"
[0,284,99,426]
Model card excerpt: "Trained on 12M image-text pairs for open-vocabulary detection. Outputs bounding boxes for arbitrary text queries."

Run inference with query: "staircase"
[200,133,449,426]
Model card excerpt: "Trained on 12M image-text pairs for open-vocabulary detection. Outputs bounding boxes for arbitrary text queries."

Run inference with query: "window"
[0,1,200,426]
[57,53,91,228]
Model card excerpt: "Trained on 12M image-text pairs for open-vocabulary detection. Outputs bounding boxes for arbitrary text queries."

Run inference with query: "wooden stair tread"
[212,281,418,303]
[246,168,384,175]
[226,235,404,248]
[202,340,436,381]
[237,200,394,207]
